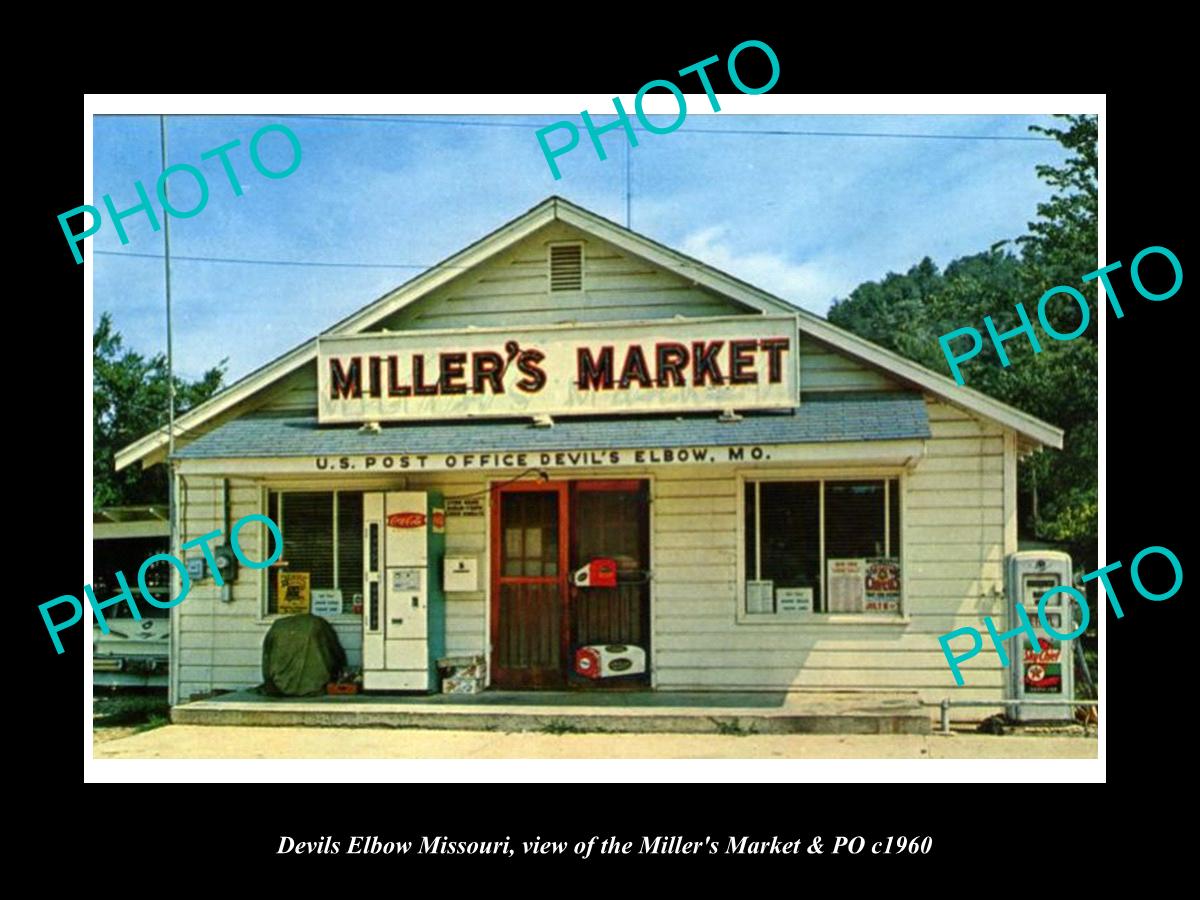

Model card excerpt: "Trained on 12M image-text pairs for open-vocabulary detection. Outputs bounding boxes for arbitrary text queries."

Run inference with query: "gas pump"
[1006,551,1075,721]
[362,491,446,691]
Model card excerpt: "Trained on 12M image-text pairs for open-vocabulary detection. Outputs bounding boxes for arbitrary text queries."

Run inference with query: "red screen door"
[490,482,569,688]
[570,480,651,685]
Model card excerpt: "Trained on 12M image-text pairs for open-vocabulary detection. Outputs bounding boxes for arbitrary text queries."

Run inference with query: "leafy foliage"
[827,115,1098,570]
[93,313,226,507]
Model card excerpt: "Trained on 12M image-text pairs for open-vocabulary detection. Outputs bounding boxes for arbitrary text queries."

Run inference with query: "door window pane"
[501,492,559,578]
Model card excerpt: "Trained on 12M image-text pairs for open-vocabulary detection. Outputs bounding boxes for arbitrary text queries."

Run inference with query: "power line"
[91,248,795,279]
[107,113,1056,142]
[94,249,465,270]
[683,126,1054,141]
[270,114,1057,142]
[92,111,1058,275]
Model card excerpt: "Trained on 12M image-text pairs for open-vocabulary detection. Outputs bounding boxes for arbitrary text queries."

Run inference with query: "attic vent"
[549,243,583,292]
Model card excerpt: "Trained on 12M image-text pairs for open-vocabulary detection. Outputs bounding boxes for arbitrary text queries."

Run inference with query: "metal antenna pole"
[625,139,631,228]
[160,114,184,701]
[160,115,176,465]
[160,112,178,600]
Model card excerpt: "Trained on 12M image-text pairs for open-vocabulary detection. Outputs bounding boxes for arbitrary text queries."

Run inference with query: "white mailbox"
[444,556,478,592]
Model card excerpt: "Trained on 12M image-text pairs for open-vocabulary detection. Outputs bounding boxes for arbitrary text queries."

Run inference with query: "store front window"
[743,478,901,617]
[265,490,363,615]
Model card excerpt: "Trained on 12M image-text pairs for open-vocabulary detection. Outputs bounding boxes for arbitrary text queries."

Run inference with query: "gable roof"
[115,195,1062,471]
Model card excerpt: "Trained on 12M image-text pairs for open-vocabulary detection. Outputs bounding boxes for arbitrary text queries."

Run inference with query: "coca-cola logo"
[432,510,446,530]
[387,512,426,529]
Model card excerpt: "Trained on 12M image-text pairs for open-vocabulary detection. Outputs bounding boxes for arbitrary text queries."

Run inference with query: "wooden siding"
[169,216,1019,720]
[174,473,489,702]
[640,407,1010,719]
[798,334,905,393]
[257,363,319,413]
[646,451,1004,703]
[177,396,1013,722]
[369,221,754,332]
[191,231,909,423]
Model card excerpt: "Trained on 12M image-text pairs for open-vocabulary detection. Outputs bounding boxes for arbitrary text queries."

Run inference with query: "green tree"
[827,114,1098,572]
[93,313,226,508]
[1018,114,1099,291]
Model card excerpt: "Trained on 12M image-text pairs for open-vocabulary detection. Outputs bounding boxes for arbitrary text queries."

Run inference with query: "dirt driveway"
[92,724,1098,759]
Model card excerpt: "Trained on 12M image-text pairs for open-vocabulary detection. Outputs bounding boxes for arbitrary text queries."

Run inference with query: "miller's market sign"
[317,316,800,423]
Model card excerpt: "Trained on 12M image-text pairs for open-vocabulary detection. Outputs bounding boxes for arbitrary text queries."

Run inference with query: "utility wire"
[103,113,1057,142]
[92,248,800,279]
[94,112,1055,273]
[270,114,1057,141]
[94,249,466,270]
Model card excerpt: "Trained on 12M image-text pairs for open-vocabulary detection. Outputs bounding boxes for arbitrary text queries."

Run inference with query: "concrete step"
[172,689,931,735]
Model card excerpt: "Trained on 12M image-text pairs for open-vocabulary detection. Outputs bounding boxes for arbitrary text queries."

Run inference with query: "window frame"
[735,469,910,626]
[259,486,365,623]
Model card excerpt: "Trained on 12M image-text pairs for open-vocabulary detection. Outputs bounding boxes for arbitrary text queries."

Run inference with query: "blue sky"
[91,113,1068,383]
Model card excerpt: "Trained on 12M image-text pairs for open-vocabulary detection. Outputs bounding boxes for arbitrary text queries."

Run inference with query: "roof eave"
[115,198,567,472]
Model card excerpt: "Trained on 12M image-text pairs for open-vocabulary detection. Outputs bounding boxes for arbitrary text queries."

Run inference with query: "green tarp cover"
[260,614,347,696]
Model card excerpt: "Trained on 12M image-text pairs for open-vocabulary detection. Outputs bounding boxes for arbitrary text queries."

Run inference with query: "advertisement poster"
[864,558,901,613]
[776,587,814,614]
[1024,639,1064,694]
[277,572,311,614]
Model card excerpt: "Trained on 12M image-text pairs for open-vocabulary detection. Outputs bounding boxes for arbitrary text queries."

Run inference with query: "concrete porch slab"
[171,689,931,735]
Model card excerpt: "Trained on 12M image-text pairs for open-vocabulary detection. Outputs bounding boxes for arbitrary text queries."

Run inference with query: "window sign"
[277,571,310,615]
[746,580,774,614]
[776,587,814,615]
[826,559,866,613]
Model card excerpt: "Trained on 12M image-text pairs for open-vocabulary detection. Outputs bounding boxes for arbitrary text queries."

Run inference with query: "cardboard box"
[438,654,486,694]
[443,674,485,694]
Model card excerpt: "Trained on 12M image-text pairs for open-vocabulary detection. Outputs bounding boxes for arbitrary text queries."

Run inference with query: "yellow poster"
[277,571,311,614]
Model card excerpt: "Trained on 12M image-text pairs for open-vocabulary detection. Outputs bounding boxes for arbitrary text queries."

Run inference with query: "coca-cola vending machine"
[1006,551,1075,721]
[362,491,446,691]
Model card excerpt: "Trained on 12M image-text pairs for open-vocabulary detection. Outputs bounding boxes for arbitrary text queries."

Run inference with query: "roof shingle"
[174,393,930,460]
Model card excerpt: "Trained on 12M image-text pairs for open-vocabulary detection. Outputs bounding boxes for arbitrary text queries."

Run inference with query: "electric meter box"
[213,545,239,582]
[1006,551,1075,721]
[185,556,207,581]
[443,556,478,592]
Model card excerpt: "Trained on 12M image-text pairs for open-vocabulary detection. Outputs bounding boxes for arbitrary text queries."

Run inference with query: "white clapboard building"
[116,197,1062,717]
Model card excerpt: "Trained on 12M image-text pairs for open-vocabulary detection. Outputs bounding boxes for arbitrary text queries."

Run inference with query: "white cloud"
[676,225,844,314]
